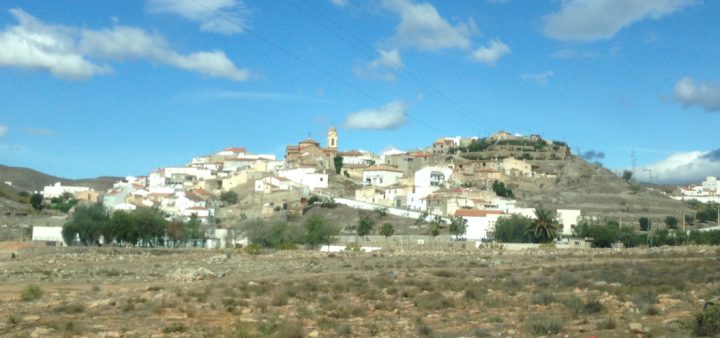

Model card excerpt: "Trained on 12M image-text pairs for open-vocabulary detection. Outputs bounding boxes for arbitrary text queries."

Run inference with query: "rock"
[628,322,643,333]
[248,281,259,287]
[168,268,217,282]
[307,330,320,337]
[662,317,680,324]
[593,280,608,286]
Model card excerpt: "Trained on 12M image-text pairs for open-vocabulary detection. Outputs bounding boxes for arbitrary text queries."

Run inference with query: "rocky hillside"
[513,156,693,226]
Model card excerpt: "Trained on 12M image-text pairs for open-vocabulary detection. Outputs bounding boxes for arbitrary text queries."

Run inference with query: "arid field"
[1,243,718,337]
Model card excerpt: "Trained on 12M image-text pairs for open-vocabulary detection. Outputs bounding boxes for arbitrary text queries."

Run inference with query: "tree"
[526,208,558,243]
[622,170,633,182]
[333,155,343,175]
[665,216,679,229]
[494,214,532,243]
[380,223,394,241]
[62,204,109,245]
[357,217,375,239]
[242,218,303,248]
[307,195,321,205]
[220,191,239,205]
[304,215,339,250]
[30,193,44,211]
[449,216,468,240]
[685,214,695,226]
[492,181,514,198]
[429,222,441,238]
[131,208,167,245]
[639,217,651,231]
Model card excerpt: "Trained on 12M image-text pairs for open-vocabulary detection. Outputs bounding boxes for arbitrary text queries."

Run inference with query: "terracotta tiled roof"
[224,147,246,153]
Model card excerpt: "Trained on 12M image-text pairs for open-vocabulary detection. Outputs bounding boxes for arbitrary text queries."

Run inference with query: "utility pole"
[643,169,654,183]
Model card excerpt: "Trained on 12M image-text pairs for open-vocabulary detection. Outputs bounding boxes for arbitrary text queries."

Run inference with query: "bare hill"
[0,164,119,192]
[513,156,693,226]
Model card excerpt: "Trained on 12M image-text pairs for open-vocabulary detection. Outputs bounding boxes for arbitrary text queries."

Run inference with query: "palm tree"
[526,208,558,243]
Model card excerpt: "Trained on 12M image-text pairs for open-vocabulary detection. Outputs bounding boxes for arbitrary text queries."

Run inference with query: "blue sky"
[0,0,718,183]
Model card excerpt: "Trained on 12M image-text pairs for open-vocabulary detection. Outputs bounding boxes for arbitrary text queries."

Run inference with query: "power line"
[288,0,504,132]
[189,0,449,135]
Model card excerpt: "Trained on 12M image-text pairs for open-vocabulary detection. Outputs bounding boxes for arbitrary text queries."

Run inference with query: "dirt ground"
[0,243,717,337]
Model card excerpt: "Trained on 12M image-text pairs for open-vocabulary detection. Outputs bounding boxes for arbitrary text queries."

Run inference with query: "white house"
[255,176,293,194]
[181,207,213,222]
[341,150,376,166]
[405,166,453,211]
[354,185,408,208]
[556,209,581,236]
[162,167,214,181]
[278,167,328,191]
[455,209,504,241]
[415,166,453,188]
[702,176,720,193]
[32,226,66,246]
[362,166,404,187]
[216,147,246,157]
[42,182,91,199]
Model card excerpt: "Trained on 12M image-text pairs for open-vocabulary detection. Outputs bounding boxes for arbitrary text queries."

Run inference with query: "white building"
[455,209,504,241]
[32,226,66,246]
[556,209,581,236]
[278,167,328,191]
[341,150,376,166]
[702,176,719,193]
[42,182,91,199]
[255,176,293,194]
[362,166,404,187]
[415,166,453,188]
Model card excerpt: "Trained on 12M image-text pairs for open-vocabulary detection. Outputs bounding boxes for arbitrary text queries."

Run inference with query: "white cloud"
[371,49,404,69]
[674,77,720,112]
[639,150,720,184]
[0,125,7,138]
[330,0,349,7]
[381,0,475,50]
[146,0,248,34]
[0,9,108,80]
[471,38,510,66]
[344,101,408,130]
[80,26,248,80]
[354,48,404,81]
[521,71,554,85]
[0,9,248,81]
[543,0,694,41]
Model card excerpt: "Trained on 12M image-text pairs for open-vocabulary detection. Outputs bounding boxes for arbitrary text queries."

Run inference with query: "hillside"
[511,156,694,226]
[0,164,119,193]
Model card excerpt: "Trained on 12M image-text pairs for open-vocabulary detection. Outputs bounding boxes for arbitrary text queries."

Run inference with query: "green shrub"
[581,299,605,314]
[694,306,720,337]
[526,315,563,335]
[20,285,43,301]
[162,323,187,333]
[244,243,263,255]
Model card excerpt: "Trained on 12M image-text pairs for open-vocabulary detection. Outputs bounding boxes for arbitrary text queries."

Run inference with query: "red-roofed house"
[362,166,404,187]
[454,209,504,241]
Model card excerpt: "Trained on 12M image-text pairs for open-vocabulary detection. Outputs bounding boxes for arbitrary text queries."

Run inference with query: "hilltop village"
[29,128,591,245]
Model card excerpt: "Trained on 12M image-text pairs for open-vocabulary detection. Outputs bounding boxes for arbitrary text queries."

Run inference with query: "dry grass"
[1,246,718,337]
